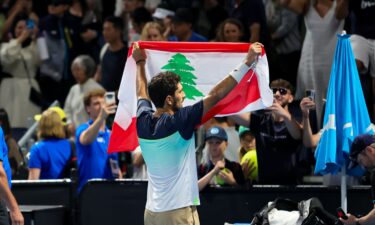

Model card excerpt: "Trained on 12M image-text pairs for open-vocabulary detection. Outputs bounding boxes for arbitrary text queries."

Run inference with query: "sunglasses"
[271,87,288,95]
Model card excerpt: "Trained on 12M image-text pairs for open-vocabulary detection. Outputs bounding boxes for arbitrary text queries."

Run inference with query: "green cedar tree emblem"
[161,53,204,100]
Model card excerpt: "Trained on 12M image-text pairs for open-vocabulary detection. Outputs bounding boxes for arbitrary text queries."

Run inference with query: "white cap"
[152,8,175,20]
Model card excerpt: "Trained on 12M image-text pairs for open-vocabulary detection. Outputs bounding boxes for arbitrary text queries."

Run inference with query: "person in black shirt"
[231,79,302,184]
[96,16,128,92]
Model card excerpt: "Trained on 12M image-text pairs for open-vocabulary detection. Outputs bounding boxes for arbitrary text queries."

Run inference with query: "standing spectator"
[0,126,24,225]
[195,0,228,40]
[70,0,102,63]
[38,0,85,106]
[0,13,41,128]
[0,109,23,177]
[231,79,302,184]
[140,21,166,41]
[1,0,38,42]
[120,0,145,45]
[168,8,208,42]
[215,18,244,42]
[264,0,301,86]
[231,0,269,44]
[198,126,245,188]
[129,7,152,45]
[133,40,263,224]
[95,16,128,92]
[76,89,120,192]
[28,107,73,180]
[281,0,348,126]
[64,55,104,136]
[348,1,375,121]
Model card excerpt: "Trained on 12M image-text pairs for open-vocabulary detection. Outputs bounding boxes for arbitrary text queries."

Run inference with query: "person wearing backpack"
[28,107,74,179]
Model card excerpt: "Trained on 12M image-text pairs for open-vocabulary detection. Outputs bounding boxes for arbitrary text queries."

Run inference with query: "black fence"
[11,180,372,225]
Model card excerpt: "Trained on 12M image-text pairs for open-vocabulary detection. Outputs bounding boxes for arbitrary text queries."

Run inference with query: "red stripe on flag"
[201,70,261,123]
[108,118,138,153]
[132,41,265,55]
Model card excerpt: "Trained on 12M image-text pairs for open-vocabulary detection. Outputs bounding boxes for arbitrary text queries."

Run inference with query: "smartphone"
[336,207,348,220]
[305,89,315,102]
[105,92,116,105]
[26,19,35,30]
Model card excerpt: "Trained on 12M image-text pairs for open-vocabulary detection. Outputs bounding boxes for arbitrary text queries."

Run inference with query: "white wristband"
[229,63,251,83]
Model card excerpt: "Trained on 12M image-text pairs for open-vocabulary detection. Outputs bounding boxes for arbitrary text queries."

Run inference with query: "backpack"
[62,139,77,180]
[251,198,340,225]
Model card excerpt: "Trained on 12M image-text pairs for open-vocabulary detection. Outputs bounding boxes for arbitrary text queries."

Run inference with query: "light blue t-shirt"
[28,139,71,179]
[76,120,118,192]
[137,99,203,212]
[0,127,11,188]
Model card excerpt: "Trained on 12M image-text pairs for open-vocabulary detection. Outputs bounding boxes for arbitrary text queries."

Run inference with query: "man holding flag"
[132,42,263,225]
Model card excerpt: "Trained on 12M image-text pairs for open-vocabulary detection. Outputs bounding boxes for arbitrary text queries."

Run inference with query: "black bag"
[61,140,77,179]
[251,198,339,225]
[29,86,46,108]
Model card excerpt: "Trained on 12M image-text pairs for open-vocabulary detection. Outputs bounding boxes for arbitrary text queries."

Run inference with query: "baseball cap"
[34,106,67,125]
[205,126,228,141]
[349,134,375,168]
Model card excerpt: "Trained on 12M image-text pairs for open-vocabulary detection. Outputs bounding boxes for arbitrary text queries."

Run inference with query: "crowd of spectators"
[0,0,374,190]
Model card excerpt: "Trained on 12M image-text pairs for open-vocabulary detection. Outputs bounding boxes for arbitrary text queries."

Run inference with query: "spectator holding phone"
[75,88,120,192]
[231,79,302,185]
[64,55,104,136]
[0,12,41,128]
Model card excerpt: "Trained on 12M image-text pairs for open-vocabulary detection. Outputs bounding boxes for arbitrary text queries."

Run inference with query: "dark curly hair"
[148,72,181,108]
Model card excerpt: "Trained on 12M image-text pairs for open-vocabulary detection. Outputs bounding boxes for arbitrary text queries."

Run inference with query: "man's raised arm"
[202,42,263,116]
[132,43,149,100]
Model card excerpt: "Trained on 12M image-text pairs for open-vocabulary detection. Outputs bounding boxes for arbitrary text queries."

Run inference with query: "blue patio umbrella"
[314,33,374,210]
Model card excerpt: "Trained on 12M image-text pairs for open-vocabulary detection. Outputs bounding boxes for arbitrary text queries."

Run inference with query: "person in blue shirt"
[132,42,263,225]
[75,89,120,192]
[0,127,23,225]
[28,107,72,180]
[168,8,208,42]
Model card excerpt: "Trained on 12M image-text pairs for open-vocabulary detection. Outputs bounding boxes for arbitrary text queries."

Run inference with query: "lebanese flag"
[108,42,273,153]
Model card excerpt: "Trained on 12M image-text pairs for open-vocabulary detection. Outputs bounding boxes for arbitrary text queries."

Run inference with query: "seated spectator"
[76,89,120,192]
[168,8,208,42]
[140,21,166,41]
[215,18,244,42]
[198,126,245,189]
[0,12,41,128]
[64,55,104,137]
[202,117,241,163]
[0,108,23,177]
[238,126,258,183]
[28,107,73,180]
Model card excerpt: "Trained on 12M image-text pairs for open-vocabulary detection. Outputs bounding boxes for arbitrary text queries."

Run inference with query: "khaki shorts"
[144,206,200,225]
